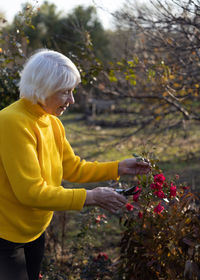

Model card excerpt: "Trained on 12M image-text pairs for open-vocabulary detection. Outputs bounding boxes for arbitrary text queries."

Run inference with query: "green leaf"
[128,60,135,67]
[130,79,136,86]
[108,70,117,82]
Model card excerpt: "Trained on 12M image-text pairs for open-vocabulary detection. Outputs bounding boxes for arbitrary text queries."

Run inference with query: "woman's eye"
[64,90,72,94]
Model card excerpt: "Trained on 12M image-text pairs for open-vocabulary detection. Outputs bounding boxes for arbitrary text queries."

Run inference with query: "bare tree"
[88,0,200,134]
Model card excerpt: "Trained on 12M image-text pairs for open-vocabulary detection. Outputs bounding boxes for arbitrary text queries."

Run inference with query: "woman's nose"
[67,92,75,104]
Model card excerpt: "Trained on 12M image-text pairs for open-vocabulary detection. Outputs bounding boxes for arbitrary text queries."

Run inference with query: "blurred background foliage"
[1,0,200,129]
[0,0,200,279]
[1,0,199,184]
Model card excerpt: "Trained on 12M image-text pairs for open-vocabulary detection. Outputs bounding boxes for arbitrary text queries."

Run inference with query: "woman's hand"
[118,158,151,176]
[84,187,127,213]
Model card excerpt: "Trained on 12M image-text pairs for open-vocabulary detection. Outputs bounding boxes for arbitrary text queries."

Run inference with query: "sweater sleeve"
[0,118,86,211]
[61,126,120,183]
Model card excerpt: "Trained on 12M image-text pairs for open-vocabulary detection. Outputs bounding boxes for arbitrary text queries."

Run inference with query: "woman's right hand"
[84,187,127,213]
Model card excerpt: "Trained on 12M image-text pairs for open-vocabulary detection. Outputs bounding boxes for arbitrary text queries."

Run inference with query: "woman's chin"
[56,108,66,116]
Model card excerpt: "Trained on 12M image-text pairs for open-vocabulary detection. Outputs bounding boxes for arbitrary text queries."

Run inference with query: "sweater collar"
[20,98,51,125]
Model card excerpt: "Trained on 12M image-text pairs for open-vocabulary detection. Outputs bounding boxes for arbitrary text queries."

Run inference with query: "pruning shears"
[115,185,140,197]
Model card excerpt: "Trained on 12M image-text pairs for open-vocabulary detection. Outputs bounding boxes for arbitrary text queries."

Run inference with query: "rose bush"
[118,155,200,280]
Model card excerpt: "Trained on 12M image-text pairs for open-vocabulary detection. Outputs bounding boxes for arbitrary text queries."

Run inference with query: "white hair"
[19,49,81,103]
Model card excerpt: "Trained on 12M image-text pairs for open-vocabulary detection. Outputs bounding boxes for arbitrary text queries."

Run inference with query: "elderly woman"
[0,49,150,280]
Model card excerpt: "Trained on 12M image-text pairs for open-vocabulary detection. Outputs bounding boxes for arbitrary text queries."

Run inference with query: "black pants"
[0,233,45,280]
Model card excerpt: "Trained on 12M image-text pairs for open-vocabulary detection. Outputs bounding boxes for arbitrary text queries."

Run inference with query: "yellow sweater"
[0,98,119,243]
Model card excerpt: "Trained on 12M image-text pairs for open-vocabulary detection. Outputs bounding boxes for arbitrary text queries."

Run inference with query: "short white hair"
[19,49,81,103]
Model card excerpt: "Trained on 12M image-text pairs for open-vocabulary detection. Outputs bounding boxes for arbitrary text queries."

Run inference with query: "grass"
[60,112,200,189]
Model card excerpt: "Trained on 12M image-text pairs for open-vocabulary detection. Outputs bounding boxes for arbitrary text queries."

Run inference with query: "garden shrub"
[117,155,200,280]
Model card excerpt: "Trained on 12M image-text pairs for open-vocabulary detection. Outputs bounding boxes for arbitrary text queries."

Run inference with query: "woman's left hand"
[118,158,151,176]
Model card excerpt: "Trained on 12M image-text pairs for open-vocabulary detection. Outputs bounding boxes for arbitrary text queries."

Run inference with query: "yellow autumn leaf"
[179,89,186,96]
[174,83,181,88]
[155,115,162,121]
[187,88,193,93]
[154,108,162,114]
[82,259,88,265]
[162,76,168,82]
[158,249,162,255]
[185,218,191,224]
[195,84,199,88]
[167,38,173,44]
[178,247,183,254]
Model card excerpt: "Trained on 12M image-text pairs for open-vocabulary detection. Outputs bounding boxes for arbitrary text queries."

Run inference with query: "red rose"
[138,211,143,219]
[154,202,164,214]
[154,190,165,198]
[133,186,142,202]
[154,173,166,184]
[101,214,106,219]
[126,203,134,211]
[150,182,162,190]
[95,215,101,223]
[163,182,168,188]
[95,214,107,223]
[170,184,177,197]
[150,183,156,190]
[97,252,108,260]
[133,194,139,202]
[39,274,43,279]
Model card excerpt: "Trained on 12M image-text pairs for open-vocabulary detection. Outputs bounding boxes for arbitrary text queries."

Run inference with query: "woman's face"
[40,89,75,116]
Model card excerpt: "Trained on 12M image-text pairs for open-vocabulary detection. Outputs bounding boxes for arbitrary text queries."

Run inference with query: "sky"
[0,0,127,29]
